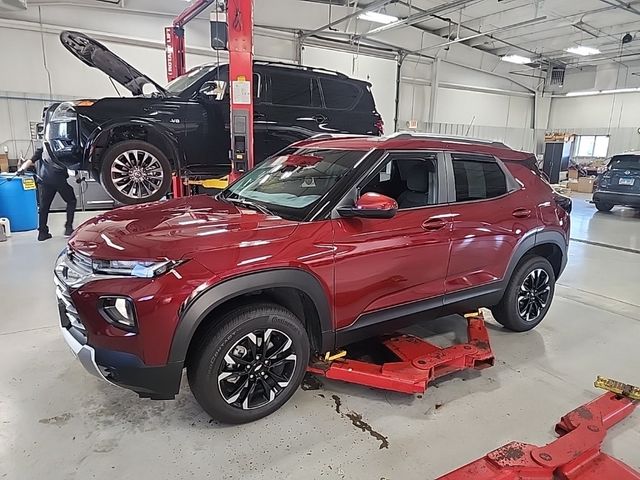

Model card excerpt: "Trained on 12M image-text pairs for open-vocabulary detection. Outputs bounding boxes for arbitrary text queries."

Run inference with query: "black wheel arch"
[169,268,334,366]
[504,230,567,287]
[84,119,184,172]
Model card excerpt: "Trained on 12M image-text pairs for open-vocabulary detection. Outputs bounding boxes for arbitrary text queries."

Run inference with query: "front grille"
[54,274,86,336]
[68,249,93,273]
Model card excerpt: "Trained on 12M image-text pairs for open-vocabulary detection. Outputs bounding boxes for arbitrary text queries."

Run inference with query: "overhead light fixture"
[566,46,601,56]
[358,11,399,25]
[501,54,532,65]
[566,87,640,97]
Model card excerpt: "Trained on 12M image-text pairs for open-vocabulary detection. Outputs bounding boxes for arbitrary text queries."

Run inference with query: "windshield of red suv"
[221,149,367,221]
[609,155,640,170]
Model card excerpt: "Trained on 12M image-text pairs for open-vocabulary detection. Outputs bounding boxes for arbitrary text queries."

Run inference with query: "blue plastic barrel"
[0,174,38,232]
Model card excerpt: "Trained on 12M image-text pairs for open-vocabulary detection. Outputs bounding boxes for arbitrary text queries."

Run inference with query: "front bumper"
[593,190,640,207]
[55,251,183,400]
[59,322,183,399]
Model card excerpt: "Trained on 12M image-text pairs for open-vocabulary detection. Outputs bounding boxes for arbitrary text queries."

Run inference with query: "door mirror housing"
[338,192,398,219]
[199,80,227,101]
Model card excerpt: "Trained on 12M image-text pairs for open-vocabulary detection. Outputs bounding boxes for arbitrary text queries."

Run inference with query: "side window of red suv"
[361,153,440,209]
[451,154,507,202]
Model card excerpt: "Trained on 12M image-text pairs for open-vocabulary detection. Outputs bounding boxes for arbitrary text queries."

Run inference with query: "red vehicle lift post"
[167,0,254,196]
[227,0,254,181]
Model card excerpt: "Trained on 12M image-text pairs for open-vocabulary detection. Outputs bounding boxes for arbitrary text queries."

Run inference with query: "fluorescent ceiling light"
[566,87,640,97]
[566,46,601,56]
[358,11,398,24]
[501,54,532,65]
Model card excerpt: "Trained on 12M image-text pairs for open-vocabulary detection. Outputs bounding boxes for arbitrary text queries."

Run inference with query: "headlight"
[99,296,137,332]
[92,259,183,278]
[50,102,77,122]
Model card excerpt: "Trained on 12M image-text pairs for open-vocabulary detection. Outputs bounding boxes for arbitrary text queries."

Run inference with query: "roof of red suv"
[293,133,533,161]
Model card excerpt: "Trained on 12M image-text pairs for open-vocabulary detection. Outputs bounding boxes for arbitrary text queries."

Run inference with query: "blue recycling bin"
[0,173,38,232]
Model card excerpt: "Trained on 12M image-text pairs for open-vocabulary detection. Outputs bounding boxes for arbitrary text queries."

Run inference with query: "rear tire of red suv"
[491,256,556,332]
[187,303,310,424]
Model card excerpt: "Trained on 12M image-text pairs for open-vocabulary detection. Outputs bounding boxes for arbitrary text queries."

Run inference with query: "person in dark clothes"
[16,145,76,241]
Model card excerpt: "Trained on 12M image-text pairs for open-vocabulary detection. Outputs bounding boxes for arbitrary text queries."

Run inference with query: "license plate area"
[619,177,635,186]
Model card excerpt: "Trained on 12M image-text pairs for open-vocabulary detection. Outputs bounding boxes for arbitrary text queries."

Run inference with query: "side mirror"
[338,192,398,219]
[199,80,226,101]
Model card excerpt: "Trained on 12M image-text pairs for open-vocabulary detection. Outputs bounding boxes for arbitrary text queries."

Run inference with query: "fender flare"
[504,230,568,283]
[84,119,184,171]
[168,269,334,364]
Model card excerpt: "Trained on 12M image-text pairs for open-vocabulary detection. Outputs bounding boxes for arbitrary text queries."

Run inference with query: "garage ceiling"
[298,0,640,68]
[15,0,640,72]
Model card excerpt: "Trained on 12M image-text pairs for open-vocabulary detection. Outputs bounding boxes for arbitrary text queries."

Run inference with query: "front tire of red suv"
[187,303,310,424]
[491,256,556,332]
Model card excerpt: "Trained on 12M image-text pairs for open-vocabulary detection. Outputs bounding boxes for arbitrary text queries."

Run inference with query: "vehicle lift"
[308,311,495,394]
[438,377,640,479]
[166,0,253,198]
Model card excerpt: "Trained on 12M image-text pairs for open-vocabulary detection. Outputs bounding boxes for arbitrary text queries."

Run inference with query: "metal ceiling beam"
[599,0,640,16]
[300,0,396,39]
[410,16,548,55]
[361,0,479,37]
[394,0,539,56]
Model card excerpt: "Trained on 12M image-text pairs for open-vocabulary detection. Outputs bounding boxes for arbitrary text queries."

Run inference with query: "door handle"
[312,114,327,123]
[254,112,266,120]
[512,208,532,218]
[422,218,447,231]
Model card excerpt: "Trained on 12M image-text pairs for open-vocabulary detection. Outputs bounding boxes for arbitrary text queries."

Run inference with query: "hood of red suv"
[69,196,299,260]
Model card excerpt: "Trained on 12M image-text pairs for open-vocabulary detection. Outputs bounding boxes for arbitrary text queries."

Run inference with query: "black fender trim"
[168,269,334,364]
[84,119,183,170]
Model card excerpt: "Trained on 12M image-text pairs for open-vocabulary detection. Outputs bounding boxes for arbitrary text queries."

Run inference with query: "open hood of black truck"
[60,30,168,97]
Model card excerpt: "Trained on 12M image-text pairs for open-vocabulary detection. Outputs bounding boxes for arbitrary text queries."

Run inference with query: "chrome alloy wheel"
[218,328,297,410]
[110,150,164,200]
[517,268,551,322]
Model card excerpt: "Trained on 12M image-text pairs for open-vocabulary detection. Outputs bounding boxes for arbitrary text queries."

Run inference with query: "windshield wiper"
[226,197,275,215]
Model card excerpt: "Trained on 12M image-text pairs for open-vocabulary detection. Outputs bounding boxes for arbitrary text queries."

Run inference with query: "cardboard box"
[568,180,579,192]
[0,154,8,173]
[568,169,579,180]
[576,176,595,193]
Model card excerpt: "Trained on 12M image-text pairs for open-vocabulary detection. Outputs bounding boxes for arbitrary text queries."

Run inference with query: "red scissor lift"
[308,312,495,394]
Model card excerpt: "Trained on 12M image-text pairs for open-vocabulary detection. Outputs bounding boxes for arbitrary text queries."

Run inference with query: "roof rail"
[388,132,509,148]
[307,133,373,141]
[253,60,348,78]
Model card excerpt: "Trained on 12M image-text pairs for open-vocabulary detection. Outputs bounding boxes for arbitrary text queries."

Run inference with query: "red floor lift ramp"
[438,377,640,480]
[307,311,495,394]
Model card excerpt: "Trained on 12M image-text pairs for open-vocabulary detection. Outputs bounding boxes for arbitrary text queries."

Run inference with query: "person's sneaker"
[38,232,52,242]
[64,225,74,237]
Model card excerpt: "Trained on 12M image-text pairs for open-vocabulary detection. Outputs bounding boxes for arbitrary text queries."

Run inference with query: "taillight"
[374,118,384,135]
[553,192,572,214]
[598,173,610,188]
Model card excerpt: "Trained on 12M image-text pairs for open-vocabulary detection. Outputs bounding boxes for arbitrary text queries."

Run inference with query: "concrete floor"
[1,193,639,479]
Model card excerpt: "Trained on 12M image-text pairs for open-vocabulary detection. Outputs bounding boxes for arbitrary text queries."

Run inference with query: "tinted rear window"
[452,154,507,201]
[320,78,360,109]
[270,73,321,107]
[610,155,640,170]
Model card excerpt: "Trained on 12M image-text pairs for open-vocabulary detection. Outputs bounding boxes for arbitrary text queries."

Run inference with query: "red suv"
[55,133,571,423]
